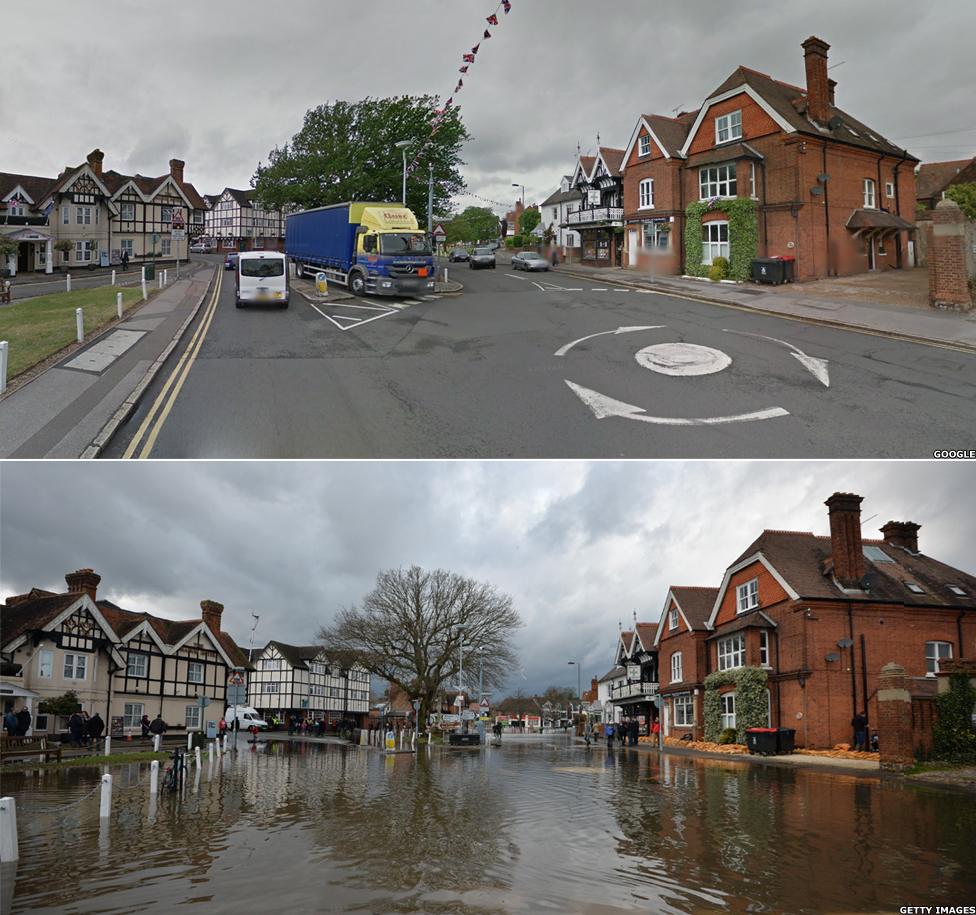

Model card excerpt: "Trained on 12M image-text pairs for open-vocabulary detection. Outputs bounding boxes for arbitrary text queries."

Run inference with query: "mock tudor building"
[606,622,660,736]
[614,36,919,280]
[566,146,626,266]
[203,188,284,253]
[0,150,207,275]
[0,570,250,737]
[247,641,370,726]
[651,493,976,748]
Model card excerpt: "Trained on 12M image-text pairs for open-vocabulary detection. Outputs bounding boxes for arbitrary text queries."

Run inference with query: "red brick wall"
[685,92,782,156]
[713,562,790,627]
[927,199,972,308]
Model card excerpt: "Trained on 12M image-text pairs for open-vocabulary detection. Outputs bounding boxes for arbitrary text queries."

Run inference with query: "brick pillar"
[877,662,914,769]
[927,198,972,311]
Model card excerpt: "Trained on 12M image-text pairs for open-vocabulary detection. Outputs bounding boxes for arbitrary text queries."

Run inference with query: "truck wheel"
[295,262,304,279]
[349,271,366,297]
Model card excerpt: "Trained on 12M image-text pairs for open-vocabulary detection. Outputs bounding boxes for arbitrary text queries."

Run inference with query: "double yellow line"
[123,270,223,459]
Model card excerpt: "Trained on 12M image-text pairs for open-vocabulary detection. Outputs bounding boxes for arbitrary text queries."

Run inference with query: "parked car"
[448,248,470,262]
[469,247,496,270]
[190,241,213,254]
[224,252,239,270]
[224,706,268,730]
[512,251,550,272]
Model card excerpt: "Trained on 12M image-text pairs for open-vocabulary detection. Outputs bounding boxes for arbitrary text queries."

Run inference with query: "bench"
[0,734,63,763]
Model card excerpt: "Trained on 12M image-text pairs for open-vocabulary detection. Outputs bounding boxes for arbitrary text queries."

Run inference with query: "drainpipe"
[774,628,781,727]
[759,158,769,257]
[893,151,910,268]
[860,634,869,725]
[822,143,832,277]
[847,602,858,720]
[958,611,966,657]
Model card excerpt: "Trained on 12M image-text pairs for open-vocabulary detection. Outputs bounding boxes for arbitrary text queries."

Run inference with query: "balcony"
[565,206,624,227]
[610,681,659,702]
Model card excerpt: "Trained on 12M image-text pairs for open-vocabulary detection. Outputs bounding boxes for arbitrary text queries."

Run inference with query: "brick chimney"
[827,78,837,107]
[880,521,921,553]
[65,569,101,601]
[169,158,185,184]
[802,36,831,124]
[825,492,865,587]
[86,149,104,178]
[200,600,224,633]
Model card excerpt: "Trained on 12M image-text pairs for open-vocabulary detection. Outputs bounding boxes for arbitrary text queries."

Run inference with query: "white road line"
[305,299,348,329]
[505,273,530,281]
[612,289,630,292]
[421,295,440,300]
[532,281,547,292]
[636,289,654,294]
[327,302,395,311]
[554,325,665,357]
[563,288,583,292]
[722,328,831,387]
[591,288,608,292]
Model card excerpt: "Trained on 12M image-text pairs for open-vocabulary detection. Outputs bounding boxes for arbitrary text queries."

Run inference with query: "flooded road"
[4,739,975,913]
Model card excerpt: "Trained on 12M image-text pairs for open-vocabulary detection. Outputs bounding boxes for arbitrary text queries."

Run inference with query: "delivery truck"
[286,202,435,297]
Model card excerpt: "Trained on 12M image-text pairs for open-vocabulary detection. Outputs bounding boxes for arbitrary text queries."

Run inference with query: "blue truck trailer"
[286,202,435,297]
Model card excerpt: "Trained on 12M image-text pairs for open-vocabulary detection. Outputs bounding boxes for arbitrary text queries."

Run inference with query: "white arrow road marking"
[532,281,547,292]
[554,325,665,357]
[565,381,790,426]
[723,329,830,387]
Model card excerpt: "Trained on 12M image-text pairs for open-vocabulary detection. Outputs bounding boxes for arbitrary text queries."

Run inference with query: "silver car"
[469,247,496,270]
[512,251,550,271]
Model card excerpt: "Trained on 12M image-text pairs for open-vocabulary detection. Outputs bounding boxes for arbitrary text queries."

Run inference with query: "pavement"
[0,262,214,458]
[3,262,187,302]
[550,260,976,352]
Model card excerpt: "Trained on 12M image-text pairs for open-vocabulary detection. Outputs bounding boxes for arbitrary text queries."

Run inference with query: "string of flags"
[406,0,514,178]
[452,191,511,211]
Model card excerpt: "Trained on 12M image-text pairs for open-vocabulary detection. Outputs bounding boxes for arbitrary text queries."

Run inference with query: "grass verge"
[4,751,168,771]
[0,284,145,379]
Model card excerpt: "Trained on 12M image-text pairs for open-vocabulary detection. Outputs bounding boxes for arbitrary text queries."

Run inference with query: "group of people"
[3,706,32,737]
[597,717,656,748]
[139,713,168,742]
[67,710,105,748]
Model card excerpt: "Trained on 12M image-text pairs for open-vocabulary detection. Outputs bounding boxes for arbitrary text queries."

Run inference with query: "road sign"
[226,685,247,705]
[197,696,211,708]
[228,671,245,686]
[454,694,465,708]
[171,229,186,240]
[412,699,421,711]
[172,210,185,229]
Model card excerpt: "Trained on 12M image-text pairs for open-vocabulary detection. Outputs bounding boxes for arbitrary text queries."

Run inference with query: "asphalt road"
[102,259,976,458]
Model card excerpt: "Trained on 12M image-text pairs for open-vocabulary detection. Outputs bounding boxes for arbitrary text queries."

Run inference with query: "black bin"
[777,728,796,754]
[746,727,778,755]
[144,262,156,280]
[779,255,796,283]
[189,731,207,750]
[751,257,785,285]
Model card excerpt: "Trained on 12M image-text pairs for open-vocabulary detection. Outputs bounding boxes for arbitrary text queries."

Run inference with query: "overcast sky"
[3,1,974,215]
[2,461,974,696]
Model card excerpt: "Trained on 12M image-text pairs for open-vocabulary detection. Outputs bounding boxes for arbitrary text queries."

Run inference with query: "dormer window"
[639,135,651,157]
[668,608,679,630]
[904,581,924,594]
[736,578,759,613]
[715,110,742,144]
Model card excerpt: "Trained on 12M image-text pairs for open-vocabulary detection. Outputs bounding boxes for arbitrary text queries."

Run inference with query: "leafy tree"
[253,97,469,219]
[933,672,976,761]
[446,206,499,244]
[39,690,82,717]
[945,183,976,220]
[318,566,521,730]
[0,236,18,260]
[519,207,541,238]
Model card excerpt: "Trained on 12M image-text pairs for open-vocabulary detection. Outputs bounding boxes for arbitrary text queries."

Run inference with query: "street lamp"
[511,183,524,206]
[395,140,412,205]
[567,660,581,701]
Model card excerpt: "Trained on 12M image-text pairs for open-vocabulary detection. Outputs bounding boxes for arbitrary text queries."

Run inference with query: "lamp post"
[395,140,411,205]
[511,183,524,206]
[567,660,581,701]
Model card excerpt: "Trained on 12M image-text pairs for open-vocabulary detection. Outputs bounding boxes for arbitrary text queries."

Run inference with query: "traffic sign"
[228,671,245,686]
[226,685,247,705]
[479,698,490,710]
[454,694,465,708]
[172,210,185,229]
[171,229,186,240]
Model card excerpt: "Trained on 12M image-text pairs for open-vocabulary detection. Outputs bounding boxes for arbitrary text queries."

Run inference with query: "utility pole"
[427,164,434,238]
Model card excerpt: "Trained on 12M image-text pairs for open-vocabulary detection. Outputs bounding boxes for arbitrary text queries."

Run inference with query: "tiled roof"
[598,665,624,682]
[846,209,915,231]
[706,612,776,639]
[578,156,596,180]
[686,141,765,168]
[730,530,976,607]
[641,114,696,157]
[597,147,626,177]
[1,593,79,646]
[0,173,57,207]
[916,158,976,199]
[226,188,254,208]
[670,587,719,629]
[634,622,658,650]
[706,66,915,160]
[540,187,583,206]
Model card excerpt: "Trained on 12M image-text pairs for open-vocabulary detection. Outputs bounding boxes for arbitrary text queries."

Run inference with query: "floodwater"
[3,739,975,914]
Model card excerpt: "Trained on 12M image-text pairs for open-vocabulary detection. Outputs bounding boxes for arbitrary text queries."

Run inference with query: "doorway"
[867,236,876,271]
[628,228,638,267]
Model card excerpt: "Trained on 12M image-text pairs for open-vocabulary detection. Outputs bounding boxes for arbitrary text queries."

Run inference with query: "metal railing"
[610,681,659,701]
[566,206,624,226]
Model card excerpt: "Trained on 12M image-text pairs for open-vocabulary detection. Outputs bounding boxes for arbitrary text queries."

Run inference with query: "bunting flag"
[406,2,515,178]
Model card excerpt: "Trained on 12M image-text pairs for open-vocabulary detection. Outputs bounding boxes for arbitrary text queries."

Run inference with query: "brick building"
[915,156,976,212]
[613,36,919,280]
[652,493,975,749]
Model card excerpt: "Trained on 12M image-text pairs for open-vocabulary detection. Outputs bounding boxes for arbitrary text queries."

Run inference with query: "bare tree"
[317,566,522,729]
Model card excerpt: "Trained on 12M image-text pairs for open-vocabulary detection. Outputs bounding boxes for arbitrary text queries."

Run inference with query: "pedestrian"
[148,713,167,743]
[248,724,259,743]
[584,719,592,747]
[68,710,86,748]
[141,713,152,741]
[551,247,559,267]
[16,706,31,738]
[287,715,295,736]
[870,731,879,753]
[618,720,628,746]
[605,722,615,748]
[3,709,18,736]
[88,712,104,748]
[852,712,868,751]
[630,718,639,746]
[82,711,93,749]
[651,719,661,744]
[121,249,129,271]
[218,716,227,739]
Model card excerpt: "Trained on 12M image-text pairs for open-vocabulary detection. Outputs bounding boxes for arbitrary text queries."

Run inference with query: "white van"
[224,706,268,730]
[235,251,289,308]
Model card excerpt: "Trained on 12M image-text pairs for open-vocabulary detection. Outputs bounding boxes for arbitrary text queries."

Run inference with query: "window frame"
[126,651,149,679]
[715,110,743,144]
[736,578,759,613]
[717,633,746,671]
[161,238,172,257]
[668,608,679,631]
[863,178,876,209]
[120,202,135,221]
[262,681,280,693]
[674,694,693,727]
[187,661,204,684]
[160,205,173,224]
[123,702,144,729]
[702,221,729,265]
[120,238,133,257]
[670,651,683,684]
[638,178,654,209]
[62,207,70,225]
[720,692,736,731]
[925,641,952,676]
[185,705,201,730]
[38,648,54,679]
[63,652,88,680]
[699,164,737,200]
[759,630,770,667]
[885,181,895,199]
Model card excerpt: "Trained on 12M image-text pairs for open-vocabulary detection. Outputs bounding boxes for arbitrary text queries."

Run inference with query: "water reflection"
[3,741,974,914]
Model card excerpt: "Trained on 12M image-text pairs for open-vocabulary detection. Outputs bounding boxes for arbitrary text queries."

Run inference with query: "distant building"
[915,157,976,212]
[539,176,583,254]
[203,187,284,252]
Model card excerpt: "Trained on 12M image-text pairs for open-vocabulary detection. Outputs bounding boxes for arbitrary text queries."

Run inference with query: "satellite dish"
[828,116,843,130]
[810,186,824,196]
[825,652,840,663]
[837,638,854,649]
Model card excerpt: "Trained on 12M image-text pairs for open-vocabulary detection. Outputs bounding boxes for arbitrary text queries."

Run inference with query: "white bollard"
[141,266,146,283]
[75,307,84,343]
[0,340,8,396]
[142,279,148,301]
[444,267,449,284]
[158,275,162,290]
[153,733,161,752]
[194,746,202,769]
[0,797,17,863]
[66,273,71,292]
[111,269,116,286]
[208,742,214,764]
[104,736,111,757]
[117,291,123,319]
[150,760,159,795]
[222,734,227,754]
[99,774,112,819]
[187,732,193,751]
[163,269,168,286]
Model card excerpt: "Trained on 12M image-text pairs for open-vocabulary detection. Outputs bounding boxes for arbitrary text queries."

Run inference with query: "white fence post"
[0,797,17,863]
[150,760,159,795]
[153,733,161,752]
[66,273,71,293]
[444,267,449,285]
[141,266,146,283]
[163,269,168,286]
[142,279,148,301]
[208,742,214,765]
[75,308,84,343]
[187,732,193,751]
[116,292,123,319]
[0,341,8,396]
[111,269,116,286]
[99,774,112,819]
[104,735,111,757]
[157,274,162,290]
[194,746,202,769]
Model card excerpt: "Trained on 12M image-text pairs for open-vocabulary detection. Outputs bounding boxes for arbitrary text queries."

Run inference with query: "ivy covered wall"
[684,197,758,281]
[703,666,769,743]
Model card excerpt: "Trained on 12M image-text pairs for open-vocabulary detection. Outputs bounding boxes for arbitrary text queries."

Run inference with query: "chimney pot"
[86,149,104,178]
[802,36,831,124]
[825,492,865,587]
[200,599,224,632]
[169,158,185,184]
[880,521,921,553]
[65,568,101,601]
